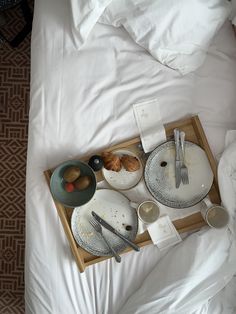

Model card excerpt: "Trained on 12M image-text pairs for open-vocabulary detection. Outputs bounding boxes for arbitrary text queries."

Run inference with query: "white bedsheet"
[25,0,236,313]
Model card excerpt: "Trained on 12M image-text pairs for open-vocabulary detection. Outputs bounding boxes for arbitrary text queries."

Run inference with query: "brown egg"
[74,176,92,190]
[63,167,81,182]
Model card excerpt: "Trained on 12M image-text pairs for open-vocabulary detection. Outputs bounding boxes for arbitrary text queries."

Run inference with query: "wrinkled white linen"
[225,130,236,148]
[219,143,236,238]
[230,0,236,24]
[205,140,236,314]
[119,228,236,314]
[99,0,230,74]
[26,0,236,313]
[69,0,112,48]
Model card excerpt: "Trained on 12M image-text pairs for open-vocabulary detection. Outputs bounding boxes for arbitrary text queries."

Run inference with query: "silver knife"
[92,211,140,252]
[174,128,181,188]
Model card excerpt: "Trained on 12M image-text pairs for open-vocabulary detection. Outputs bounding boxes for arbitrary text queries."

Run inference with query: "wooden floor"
[0,3,32,313]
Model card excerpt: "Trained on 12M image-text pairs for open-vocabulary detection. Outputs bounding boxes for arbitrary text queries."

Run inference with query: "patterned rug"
[0,3,32,313]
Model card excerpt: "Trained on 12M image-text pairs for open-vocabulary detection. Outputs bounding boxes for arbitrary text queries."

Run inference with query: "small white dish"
[102,149,143,190]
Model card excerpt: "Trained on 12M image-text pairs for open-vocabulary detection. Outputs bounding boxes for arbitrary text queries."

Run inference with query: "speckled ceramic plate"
[102,149,143,190]
[144,141,214,208]
[71,189,138,256]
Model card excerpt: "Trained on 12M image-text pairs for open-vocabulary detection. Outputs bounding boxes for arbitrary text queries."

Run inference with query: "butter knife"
[91,211,140,252]
[174,128,181,188]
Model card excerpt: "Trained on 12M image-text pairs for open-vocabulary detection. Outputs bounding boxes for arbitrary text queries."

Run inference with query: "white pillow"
[70,0,112,49]
[99,0,230,74]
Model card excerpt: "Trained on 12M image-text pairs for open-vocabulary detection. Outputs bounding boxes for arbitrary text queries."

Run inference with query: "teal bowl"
[50,160,97,208]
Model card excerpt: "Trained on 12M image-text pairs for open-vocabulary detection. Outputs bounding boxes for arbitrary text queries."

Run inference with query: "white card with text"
[147,215,182,250]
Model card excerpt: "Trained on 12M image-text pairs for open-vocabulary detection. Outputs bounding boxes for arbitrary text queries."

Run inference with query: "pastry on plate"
[121,155,140,172]
[102,152,122,172]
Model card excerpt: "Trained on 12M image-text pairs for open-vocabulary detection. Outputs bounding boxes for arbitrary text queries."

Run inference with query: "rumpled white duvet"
[71,0,231,74]
[26,0,236,313]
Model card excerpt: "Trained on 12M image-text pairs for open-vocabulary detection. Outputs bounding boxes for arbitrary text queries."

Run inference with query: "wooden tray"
[44,115,220,272]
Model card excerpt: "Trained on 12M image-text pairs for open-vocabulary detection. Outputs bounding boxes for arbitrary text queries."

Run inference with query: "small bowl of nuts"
[50,160,97,207]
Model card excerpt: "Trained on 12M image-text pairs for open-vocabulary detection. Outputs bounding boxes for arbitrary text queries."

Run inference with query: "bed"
[25,0,236,313]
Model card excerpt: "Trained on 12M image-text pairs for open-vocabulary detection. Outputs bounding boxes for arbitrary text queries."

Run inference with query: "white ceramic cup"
[201,198,229,229]
[130,200,160,233]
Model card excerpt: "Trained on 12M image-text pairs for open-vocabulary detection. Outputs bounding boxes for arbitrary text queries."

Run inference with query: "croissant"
[101,152,122,172]
[121,155,140,172]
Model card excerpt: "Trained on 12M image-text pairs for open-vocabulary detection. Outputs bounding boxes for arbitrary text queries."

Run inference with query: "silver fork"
[180,131,189,185]
[89,218,121,263]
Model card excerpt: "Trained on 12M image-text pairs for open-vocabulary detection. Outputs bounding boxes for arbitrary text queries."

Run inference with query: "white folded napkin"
[133,98,166,153]
[147,215,182,250]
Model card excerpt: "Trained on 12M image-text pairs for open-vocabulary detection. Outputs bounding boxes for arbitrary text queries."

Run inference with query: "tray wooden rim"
[44,115,220,272]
